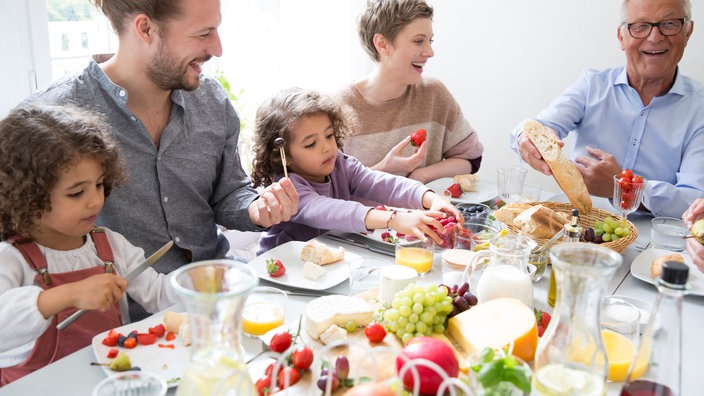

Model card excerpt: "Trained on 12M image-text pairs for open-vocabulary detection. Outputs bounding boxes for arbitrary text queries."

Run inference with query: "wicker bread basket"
[503,201,638,254]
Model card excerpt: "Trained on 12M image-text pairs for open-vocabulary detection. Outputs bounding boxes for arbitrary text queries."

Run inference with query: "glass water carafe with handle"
[171,259,259,396]
[532,243,622,396]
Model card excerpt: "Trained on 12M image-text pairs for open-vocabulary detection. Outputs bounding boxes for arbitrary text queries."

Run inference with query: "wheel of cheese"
[447,297,538,362]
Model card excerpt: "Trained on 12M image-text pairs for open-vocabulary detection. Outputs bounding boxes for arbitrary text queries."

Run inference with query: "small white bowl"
[93,371,167,396]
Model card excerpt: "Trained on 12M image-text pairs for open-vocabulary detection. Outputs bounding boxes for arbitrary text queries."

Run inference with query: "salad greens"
[470,347,531,395]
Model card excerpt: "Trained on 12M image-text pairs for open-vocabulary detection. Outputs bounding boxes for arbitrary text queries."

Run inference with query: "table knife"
[57,240,174,331]
[324,233,395,257]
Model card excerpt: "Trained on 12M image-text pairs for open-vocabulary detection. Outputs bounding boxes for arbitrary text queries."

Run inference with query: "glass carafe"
[171,259,259,396]
[532,243,622,396]
[472,233,535,307]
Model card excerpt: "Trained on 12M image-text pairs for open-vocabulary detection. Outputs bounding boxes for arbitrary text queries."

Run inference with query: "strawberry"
[444,183,462,198]
[266,258,286,277]
[375,205,388,211]
[380,231,398,244]
[535,308,552,337]
[148,324,166,338]
[410,128,426,147]
[102,329,120,347]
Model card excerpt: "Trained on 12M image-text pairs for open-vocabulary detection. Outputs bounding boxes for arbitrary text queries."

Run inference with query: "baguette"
[513,204,569,238]
[492,203,532,227]
[453,173,479,192]
[300,240,345,265]
[523,120,592,214]
[651,253,684,278]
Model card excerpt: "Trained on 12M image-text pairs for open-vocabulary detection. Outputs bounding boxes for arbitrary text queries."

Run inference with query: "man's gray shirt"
[26,59,262,273]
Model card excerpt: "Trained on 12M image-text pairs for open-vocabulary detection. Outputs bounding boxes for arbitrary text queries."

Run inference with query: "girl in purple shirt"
[251,87,461,254]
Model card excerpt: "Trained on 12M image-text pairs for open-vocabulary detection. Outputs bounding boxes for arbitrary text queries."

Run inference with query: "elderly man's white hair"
[620,0,693,24]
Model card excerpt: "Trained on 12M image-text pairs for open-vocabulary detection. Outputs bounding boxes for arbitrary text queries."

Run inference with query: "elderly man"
[26,0,298,319]
[511,0,704,218]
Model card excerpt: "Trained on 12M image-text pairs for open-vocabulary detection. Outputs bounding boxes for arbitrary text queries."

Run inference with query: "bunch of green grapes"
[590,216,631,243]
[381,283,454,345]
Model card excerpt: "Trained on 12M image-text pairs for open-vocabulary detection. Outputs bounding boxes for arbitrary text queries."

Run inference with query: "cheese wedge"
[319,325,348,345]
[447,297,538,362]
[303,261,328,280]
[305,295,374,339]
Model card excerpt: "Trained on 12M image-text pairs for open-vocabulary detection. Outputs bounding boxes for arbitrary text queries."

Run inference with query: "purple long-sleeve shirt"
[257,152,429,254]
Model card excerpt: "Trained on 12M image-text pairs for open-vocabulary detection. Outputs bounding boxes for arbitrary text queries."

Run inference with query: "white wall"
[0,0,51,118]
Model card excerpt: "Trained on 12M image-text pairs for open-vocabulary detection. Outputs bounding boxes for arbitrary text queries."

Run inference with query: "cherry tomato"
[269,331,293,353]
[254,375,272,396]
[277,366,301,388]
[291,346,314,370]
[620,169,634,179]
[265,362,278,377]
[632,175,644,185]
[364,322,387,343]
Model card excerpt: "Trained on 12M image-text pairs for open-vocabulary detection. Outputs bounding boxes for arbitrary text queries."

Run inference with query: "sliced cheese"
[163,311,187,333]
[319,325,348,345]
[379,265,418,304]
[429,333,470,374]
[447,297,538,362]
[305,295,374,339]
[303,261,328,280]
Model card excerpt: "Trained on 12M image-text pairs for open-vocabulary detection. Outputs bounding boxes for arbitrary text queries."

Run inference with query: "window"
[45,0,117,79]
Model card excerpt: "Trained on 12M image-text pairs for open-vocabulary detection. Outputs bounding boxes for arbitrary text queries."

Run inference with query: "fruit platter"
[243,281,544,396]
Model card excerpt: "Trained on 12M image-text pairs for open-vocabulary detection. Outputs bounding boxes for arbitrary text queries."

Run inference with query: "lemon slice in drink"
[602,329,636,382]
[533,364,604,396]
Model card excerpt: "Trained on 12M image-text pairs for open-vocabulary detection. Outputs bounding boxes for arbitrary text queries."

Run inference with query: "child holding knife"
[0,105,178,384]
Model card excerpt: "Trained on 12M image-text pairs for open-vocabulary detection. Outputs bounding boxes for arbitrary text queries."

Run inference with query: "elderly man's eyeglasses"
[624,18,687,39]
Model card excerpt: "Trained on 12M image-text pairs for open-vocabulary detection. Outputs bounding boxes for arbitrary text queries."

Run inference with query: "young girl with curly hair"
[251,87,461,254]
[0,105,178,384]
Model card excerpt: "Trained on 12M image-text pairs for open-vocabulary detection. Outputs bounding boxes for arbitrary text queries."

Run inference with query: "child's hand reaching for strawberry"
[422,191,463,229]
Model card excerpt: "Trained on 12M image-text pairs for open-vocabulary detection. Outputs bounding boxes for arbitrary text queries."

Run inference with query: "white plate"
[630,248,704,296]
[426,177,497,204]
[250,241,359,290]
[91,315,188,387]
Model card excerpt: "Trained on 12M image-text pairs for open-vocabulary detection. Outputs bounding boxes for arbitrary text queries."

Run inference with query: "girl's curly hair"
[0,104,127,240]
[250,87,352,187]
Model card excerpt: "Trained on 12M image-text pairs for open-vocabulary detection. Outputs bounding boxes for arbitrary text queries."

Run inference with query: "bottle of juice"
[547,209,580,307]
[620,261,688,396]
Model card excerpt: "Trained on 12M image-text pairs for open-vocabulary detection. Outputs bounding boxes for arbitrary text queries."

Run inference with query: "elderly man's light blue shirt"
[511,67,704,217]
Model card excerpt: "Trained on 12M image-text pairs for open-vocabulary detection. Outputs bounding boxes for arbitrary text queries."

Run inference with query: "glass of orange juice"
[600,296,640,382]
[395,238,434,275]
[242,286,287,336]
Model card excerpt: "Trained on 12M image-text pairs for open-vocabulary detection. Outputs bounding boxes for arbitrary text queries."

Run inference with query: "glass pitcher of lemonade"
[472,233,535,308]
[532,243,622,396]
[171,259,259,396]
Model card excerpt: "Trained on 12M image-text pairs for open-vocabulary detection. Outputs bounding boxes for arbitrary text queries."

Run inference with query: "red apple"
[395,336,459,395]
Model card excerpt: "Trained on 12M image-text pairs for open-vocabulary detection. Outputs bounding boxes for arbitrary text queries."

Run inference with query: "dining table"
[0,194,701,396]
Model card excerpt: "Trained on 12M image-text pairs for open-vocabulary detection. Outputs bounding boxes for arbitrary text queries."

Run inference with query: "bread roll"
[523,120,592,214]
[453,173,479,192]
[492,203,532,227]
[513,204,569,238]
[300,240,345,265]
[163,311,187,333]
[651,253,684,278]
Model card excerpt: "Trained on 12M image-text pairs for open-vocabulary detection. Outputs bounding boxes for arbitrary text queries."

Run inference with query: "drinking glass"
[349,257,389,295]
[600,296,640,382]
[650,217,688,251]
[497,166,528,204]
[612,175,645,220]
[241,286,287,336]
[395,238,434,275]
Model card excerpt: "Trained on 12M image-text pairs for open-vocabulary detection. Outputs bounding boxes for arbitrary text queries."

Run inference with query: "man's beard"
[146,42,211,91]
